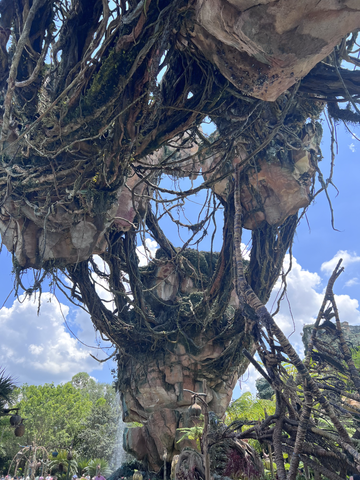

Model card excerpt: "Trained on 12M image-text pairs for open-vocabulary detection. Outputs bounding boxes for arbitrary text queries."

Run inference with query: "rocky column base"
[119,340,240,472]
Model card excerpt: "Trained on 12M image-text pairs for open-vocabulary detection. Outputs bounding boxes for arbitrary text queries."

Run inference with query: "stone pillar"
[119,340,238,472]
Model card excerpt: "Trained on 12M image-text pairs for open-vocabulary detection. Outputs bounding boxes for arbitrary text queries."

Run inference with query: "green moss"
[69,46,138,120]
[180,249,220,284]
[85,188,117,215]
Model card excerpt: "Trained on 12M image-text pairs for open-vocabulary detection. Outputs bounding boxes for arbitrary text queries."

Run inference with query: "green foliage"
[0,368,15,411]
[72,373,120,463]
[71,372,94,390]
[77,457,90,476]
[177,415,204,450]
[85,458,111,477]
[0,369,17,472]
[48,450,78,476]
[0,372,120,473]
[226,392,276,425]
[14,381,92,449]
[78,48,128,118]
[127,422,143,428]
[352,346,360,370]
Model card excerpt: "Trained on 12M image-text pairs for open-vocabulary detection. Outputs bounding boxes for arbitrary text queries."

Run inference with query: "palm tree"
[77,458,90,477]
[0,368,15,415]
[48,450,78,478]
[85,459,111,478]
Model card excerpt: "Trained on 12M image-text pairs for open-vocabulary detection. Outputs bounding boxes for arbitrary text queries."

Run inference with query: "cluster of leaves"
[48,450,79,478]
[226,392,276,426]
[0,368,15,413]
[0,369,16,465]
[0,372,120,476]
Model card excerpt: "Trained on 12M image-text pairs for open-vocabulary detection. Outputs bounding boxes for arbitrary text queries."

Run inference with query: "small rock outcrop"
[302,321,360,354]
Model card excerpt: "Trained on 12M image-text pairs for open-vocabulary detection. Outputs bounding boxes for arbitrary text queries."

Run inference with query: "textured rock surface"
[302,321,360,354]
[121,341,239,471]
[0,125,319,268]
[191,0,360,101]
[1,2,355,267]
[201,123,321,229]
[0,156,158,268]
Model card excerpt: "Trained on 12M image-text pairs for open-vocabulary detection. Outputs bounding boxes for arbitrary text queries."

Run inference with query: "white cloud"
[0,293,111,385]
[349,143,356,152]
[321,250,360,274]
[239,254,360,397]
[92,256,116,308]
[345,277,360,288]
[137,238,158,266]
[90,238,159,307]
[236,364,259,396]
[28,344,44,355]
[270,255,360,355]
[241,242,251,261]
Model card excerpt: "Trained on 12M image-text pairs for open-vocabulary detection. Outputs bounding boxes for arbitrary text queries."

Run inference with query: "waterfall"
[110,392,132,470]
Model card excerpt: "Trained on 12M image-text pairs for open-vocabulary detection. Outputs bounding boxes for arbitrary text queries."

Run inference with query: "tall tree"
[0,369,16,473]
[10,382,92,450]
[76,397,119,462]
[1,0,360,474]
[71,372,120,462]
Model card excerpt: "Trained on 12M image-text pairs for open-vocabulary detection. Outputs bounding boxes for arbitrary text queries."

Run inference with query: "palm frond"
[0,368,16,412]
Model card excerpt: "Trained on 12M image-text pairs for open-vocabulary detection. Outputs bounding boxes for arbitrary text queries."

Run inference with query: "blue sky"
[0,116,359,396]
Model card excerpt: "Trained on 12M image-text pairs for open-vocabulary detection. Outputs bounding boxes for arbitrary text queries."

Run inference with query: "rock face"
[201,122,321,230]
[191,0,360,101]
[1,120,320,268]
[121,340,239,472]
[0,154,158,268]
[302,321,360,354]
[1,1,355,267]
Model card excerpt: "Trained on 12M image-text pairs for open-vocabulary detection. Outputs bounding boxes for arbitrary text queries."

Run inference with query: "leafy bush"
[85,459,111,477]
[48,450,78,477]
[77,458,90,476]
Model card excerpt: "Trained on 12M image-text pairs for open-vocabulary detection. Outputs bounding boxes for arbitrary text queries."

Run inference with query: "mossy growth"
[69,45,137,120]
[180,249,219,281]
[85,188,117,215]
[179,291,204,316]
[158,248,221,290]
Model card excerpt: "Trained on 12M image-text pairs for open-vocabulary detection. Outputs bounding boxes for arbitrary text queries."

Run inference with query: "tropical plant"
[48,450,78,477]
[0,369,17,474]
[177,424,204,451]
[226,392,276,425]
[85,459,111,478]
[0,368,15,413]
[77,458,90,477]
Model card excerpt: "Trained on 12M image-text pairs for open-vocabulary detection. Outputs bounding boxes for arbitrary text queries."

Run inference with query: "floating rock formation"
[190,0,360,101]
